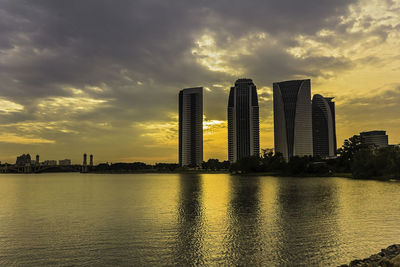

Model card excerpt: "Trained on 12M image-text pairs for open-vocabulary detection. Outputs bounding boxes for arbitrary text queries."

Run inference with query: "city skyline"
[0,75,398,164]
[0,1,399,164]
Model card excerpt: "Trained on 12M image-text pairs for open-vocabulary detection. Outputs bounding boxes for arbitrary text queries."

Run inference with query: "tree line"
[87,135,400,179]
[230,135,400,179]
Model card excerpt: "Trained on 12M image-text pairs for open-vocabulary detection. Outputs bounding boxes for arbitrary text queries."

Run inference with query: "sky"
[0,0,399,164]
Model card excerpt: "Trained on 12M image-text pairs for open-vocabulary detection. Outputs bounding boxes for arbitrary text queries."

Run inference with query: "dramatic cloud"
[0,0,399,163]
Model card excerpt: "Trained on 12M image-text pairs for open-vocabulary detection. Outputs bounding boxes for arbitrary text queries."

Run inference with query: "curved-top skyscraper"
[312,94,336,158]
[273,79,313,161]
[228,79,260,163]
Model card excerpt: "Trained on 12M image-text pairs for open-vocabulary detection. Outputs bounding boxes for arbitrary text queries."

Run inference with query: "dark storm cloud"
[0,0,356,97]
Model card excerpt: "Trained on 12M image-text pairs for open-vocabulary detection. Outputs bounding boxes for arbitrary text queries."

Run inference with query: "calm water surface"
[0,173,399,266]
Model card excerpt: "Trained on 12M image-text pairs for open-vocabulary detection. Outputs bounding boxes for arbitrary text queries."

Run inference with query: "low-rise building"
[360,130,388,148]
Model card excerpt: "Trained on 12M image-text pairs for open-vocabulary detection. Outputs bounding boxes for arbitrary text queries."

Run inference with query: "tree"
[352,146,400,179]
[260,150,286,172]
[229,156,260,173]
[335,135,366,172]
[202,159,230,170]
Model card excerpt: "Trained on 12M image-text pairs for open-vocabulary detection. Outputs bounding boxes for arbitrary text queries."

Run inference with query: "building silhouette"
[273,79,313,161]
[82,153,88,172]
[179,87,203,167]
[35,154,40,165]
[16,154,31,166]
[228,79,260,162]
[360,130,388,148]
[312,94,337,158]
[90,154,93,167]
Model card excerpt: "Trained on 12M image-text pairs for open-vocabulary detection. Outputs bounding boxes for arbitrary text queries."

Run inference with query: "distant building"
[16,154,31,166]
[90,154,93,167]
[82,153,88,172]
[360,131,388,148]
[36,154,40,165]
[59,159,71,166]
[273,79,313,161]
[43,160,57,165]
[312,94,337,158]
[179,87,203,167]
[228,79,260,163]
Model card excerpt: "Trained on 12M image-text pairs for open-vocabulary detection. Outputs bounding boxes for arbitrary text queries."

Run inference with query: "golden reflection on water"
[225,176,263,265]
[275,178,340,265]
[0,174,400,266]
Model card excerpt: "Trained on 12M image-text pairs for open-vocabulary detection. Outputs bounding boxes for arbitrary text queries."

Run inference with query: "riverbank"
[339,244,400,267]
[230,171,353,178]
[91,169,229,174]
[2,169,399,181]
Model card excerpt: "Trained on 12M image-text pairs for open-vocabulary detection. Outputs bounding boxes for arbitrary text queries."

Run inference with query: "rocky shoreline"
[339,244,400,267]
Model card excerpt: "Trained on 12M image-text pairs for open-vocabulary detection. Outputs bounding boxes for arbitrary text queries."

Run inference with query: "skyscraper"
[228,79,260,163]
[312,94,337,158]
[273,79,313,161]
[179,87,203,167]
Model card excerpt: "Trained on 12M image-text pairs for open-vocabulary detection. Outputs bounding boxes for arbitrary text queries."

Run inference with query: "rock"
[369,254,382,262]
[391,254,400,265]
[380,253,400,267]
[340,244,400,267]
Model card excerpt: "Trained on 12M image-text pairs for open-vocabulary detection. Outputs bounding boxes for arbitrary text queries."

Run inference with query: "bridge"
[0,164,84,173]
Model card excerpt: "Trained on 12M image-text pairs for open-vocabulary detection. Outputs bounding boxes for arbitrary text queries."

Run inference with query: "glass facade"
[312,95,336,158]
[228,79,260,162]
[179,88,203,167]
[273,79,313,161]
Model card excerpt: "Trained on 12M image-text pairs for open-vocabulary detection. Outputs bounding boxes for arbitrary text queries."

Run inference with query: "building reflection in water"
[224,175,263,265]
[173,173,205,265]
[275,178,339,266]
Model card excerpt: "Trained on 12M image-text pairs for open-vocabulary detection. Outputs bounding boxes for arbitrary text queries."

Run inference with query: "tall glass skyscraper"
[273,79,313,161]
[312,94,337,158]
[228,79,260,163]
[179,87,203,167]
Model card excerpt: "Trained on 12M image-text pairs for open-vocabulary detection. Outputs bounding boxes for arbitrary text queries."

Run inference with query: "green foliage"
[202,159,230,171]
[260,150,286,171]
[94,162,153,172]
[110,162,152,171]
[286,156,311,174]
[229,156,261,173]
[352,146,400,179]
[335,135,366,172]
[229,151,331,175]
[286,156,331,175]
[154,163,179,171]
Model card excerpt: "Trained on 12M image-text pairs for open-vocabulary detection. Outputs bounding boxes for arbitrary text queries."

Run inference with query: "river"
[0,173,399,266]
